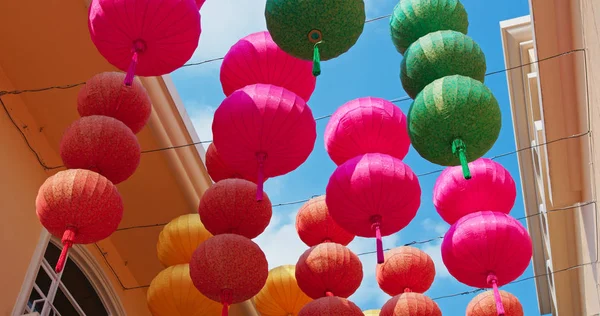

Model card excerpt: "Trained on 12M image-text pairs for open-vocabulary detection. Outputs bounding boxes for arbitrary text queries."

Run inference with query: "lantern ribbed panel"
[407,75,501,166]
[296,195,355,247]
[390,0,468,54]
[60,115,141,184]
[380,293,441,316]
[156,214,213,268]
[363,310,381,316]
[198,179,272,239]
[466,290,524,316]
[77,72,151,134]
[254,265,313,316]
[265,0,365,61]
[441,211,532,288]
[147,264,222,316]
[189,234,268,304]
[376,246,435,296]
[220,31,316,101]
[401,30,486,99]
[433,158,517,224]
[324,97,410,166]
[298,297,363,316]
[295,243,363,299]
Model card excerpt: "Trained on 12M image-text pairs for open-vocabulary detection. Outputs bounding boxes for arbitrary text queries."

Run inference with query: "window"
[20,241,110,316]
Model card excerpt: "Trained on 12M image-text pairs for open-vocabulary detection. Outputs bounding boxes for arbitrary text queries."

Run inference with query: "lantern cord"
[312,41,322,77]
[124,52,138,86]
[487,273,506,316]
[56,227,77,273]
[221,289,233,316]
[325,291,334,297]
[370,215,385,264]
[452,139,471,179]
[256,152,266,201]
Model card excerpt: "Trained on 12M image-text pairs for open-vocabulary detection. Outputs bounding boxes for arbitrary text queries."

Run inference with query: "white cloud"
[188,101,216,150]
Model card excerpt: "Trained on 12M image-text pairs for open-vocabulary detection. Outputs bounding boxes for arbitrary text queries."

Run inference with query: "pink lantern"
[88,0,200,85]
[433,158,517,224]
[195,0,205,9]
[324,97,410,166]
[212,84,316,201]
[205,143,269,184]
[220,31,316,101]
[326,153,421,264]
[442,211,532,315]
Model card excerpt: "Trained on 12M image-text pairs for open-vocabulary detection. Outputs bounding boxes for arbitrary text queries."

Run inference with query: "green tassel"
[452,138,471,180]
[312,42,322,77]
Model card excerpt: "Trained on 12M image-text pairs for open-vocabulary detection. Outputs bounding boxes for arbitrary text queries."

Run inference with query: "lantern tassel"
[325,291,334,297]
[256,152,266,201]
[371,215,385,264]
[221,289,233,316]
[487,273,506,316]
[124,51,138,86]
[452,138,471,180]
[312,41,322,77]
[56,227,77,273]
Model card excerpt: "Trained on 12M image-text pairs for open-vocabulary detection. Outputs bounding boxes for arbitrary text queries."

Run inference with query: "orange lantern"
[466,290,524,316]
[376,246,435,296]
[296,195,355,246]
[298,296,363,316]
[380,293,441,316]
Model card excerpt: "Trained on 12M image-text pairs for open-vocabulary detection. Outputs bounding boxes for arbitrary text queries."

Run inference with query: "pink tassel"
[124,51,138,86]
[371,215,384,264]
[56,227,77,273]
[221,289,233,316]
[487,273,506,316]
[256,152,266,201]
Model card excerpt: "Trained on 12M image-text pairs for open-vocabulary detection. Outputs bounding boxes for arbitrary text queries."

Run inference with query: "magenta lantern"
[442,211,532,315]
[326,153,421,264]
[195,0,205,9]
[433,158,517,224]
[220,31,316,101]
[324,97,410,166]
[212,84,316,201]
[88,0,200,85]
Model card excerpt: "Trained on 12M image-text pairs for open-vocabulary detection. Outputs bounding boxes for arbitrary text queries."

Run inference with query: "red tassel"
[325,291,334,297]
[487,273,506,316]
[56,227,77,273]
[371,215,384,264]
[220,289,233,316]
[256,152,266,201]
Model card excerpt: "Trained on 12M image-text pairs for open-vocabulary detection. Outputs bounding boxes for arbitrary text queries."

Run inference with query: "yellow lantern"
[363,310,381,316]
[254,265,313,316]
[156,214,212,267]
[147,264,222,316]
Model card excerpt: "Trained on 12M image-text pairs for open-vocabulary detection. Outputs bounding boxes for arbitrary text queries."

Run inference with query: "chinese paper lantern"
[147,264,222,316]
[363,310,381,316]
[265,0,366,76]
[376,246,435,296]
[324,97,410,166]
[77,72,151,134]
[380,293,441,316]
[254,265,313,316]
[220,31,316,101]
[205,143,269,183]
[156,214,212,267]
[326,153,421,263]
[433,158,516,224]
[467,290,524,316]
[407,75,501,179]
[88,0,201,85]
[390,0,469,54]
[36,169,123,273]
[442,211,532,315]
[195,0,205,9]
[190,234,268,316]
[212,84,316,201]
[298,296,363,316]
[296,195,355,247]
[401,30,486,99]
[198,179,272,239]
[60,115,141,184]
[295,243,363,299]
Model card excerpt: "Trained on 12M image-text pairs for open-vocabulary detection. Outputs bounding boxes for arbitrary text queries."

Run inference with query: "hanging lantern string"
[99,201,597,292]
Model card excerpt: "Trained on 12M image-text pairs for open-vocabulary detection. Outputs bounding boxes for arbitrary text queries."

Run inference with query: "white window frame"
[12,230,126,316]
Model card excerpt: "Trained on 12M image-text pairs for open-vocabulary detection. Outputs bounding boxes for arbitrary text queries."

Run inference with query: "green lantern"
[401,30,486,99]
[390,0,469,55]
[265,0,365,77]
[407,75,501,179]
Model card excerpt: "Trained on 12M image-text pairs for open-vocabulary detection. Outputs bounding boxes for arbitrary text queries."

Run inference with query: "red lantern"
[190,234,268,316]
[467,290,524,316]
[212,84,316,201]
[326,153,421,263]
[198,179,272,239]
[295,243,363,299]
[77,72,151,134]
[36,169,123,272]
[380,293,441,316]
[298,296,363,316]
[376,246,435,296]
[88,0,201,85]
[296,195,355,247]
[60,115,141,184]
[205,143,269,184]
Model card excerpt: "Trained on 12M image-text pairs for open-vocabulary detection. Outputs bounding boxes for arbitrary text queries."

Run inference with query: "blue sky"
[171,0,538,314]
